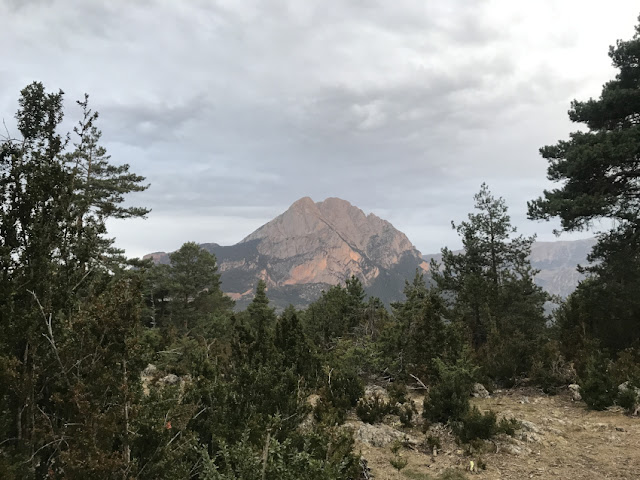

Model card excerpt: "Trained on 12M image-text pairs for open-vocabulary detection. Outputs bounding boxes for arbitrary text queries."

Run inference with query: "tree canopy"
[528,17,640,232]
[528,16,640,354]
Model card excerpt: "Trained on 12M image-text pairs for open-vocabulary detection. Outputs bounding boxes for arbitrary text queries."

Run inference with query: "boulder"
[568,384,582,402]
[352,422,419,448]
[159,373,180,385]
[364,385,390,402]
[471,383,490,398]
[142,364,158,377]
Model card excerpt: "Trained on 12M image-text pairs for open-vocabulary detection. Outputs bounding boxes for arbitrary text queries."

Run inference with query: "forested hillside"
[2,13,640,480]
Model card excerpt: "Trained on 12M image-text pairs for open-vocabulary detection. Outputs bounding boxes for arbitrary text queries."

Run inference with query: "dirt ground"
[351,388,640,480]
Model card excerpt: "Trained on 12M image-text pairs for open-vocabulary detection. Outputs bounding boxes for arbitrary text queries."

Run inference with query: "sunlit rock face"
[240,196,426,287]
[145,197,428,310]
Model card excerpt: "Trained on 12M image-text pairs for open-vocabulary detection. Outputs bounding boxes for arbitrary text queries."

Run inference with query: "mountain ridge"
[145,197,593,309]
[422,237,595,298]
[145,197,428,309]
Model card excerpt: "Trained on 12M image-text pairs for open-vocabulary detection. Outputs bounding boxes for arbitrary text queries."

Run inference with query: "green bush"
[580,352,617,410]
[402,469,468,480]
[314,366,363,425]
[314,397,347,426]
[452,406,497,443]
[617,387,638,413]
[356,393,392,424]
[423,356,476,424]
[201,426,362,480]
[388,381,408,404]
[438,470,469,480]
[496,417,520,436]
[389,440,408,471]
[389,456,408,471]
[425,434,441,451]
[610,347,640,386]
[398,402,416,428]
[529,340,576,394]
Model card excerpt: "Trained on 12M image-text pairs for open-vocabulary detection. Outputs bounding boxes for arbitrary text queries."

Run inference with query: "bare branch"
[28,290,72,390]
[409,374,429,391]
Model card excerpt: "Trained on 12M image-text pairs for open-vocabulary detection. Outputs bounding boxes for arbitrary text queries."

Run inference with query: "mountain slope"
[145,197,429,310]
[422,237,595,298]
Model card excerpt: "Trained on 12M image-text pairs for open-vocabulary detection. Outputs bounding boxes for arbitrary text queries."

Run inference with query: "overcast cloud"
[1,1,638,256]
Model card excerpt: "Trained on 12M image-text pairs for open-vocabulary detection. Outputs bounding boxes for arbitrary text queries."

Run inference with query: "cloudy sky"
[1,1,638,257]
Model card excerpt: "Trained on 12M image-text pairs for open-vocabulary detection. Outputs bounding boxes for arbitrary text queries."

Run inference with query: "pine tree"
[434,184,548,381]
[0,83,149,472]
[528,17,640,353]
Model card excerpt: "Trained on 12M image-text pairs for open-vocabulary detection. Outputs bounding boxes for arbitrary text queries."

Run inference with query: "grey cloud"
[1,0,637,256]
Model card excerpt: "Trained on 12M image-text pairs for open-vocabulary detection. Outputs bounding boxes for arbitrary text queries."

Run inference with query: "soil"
[351,387,640,479]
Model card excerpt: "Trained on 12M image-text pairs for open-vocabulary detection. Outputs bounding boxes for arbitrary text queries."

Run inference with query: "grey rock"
[142,364,158,377]
[160,374,180,385]
[352,422,419,448]
[568,384,582,402]
[364,385,390,402]
[471,383,490,398]
[519,420,540,434]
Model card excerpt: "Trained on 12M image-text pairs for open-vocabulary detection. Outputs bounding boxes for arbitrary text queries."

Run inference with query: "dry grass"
[352,388,640,479]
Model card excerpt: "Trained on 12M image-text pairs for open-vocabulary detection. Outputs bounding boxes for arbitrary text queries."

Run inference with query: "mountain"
[422,237,595,298]
[528,238,595,297]
[145,197,429,310]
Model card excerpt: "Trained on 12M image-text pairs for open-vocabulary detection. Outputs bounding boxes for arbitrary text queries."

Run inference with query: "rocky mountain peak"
[145,197,430,309]
[239,196,427,288]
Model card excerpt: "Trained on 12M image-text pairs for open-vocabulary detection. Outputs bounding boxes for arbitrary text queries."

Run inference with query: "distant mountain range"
[144,197,595,310]
[422,238,595,299]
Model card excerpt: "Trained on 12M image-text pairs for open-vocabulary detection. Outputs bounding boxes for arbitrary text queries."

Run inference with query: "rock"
[519,420,541,434]
[364,385,390,402]
[352,422,419,448]
[519,431,542,443]
[140,364,158,396]
[500,436,532,456]
[471,383,490,398]
[159,374,180,385]
[568,384,582,401]
[516,420,542,443]
[502,443,531,456]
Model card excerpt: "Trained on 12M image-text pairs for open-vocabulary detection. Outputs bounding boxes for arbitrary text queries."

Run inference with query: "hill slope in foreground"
[350,387,639,479]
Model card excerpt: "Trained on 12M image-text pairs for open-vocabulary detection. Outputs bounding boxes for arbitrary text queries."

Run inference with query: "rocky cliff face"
[240,197,426,287]
[145,197,428,310]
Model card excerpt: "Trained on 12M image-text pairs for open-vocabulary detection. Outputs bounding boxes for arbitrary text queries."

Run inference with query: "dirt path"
[352,388,640,479]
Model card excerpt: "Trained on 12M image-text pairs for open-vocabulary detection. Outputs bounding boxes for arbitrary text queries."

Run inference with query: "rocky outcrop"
[568,384,582,402]
[472,383,490,399]
[350,421,420,448]
[240,197,427,287]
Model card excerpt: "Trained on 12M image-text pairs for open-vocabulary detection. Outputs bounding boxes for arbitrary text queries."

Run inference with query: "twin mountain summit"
[144,197,594,310]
